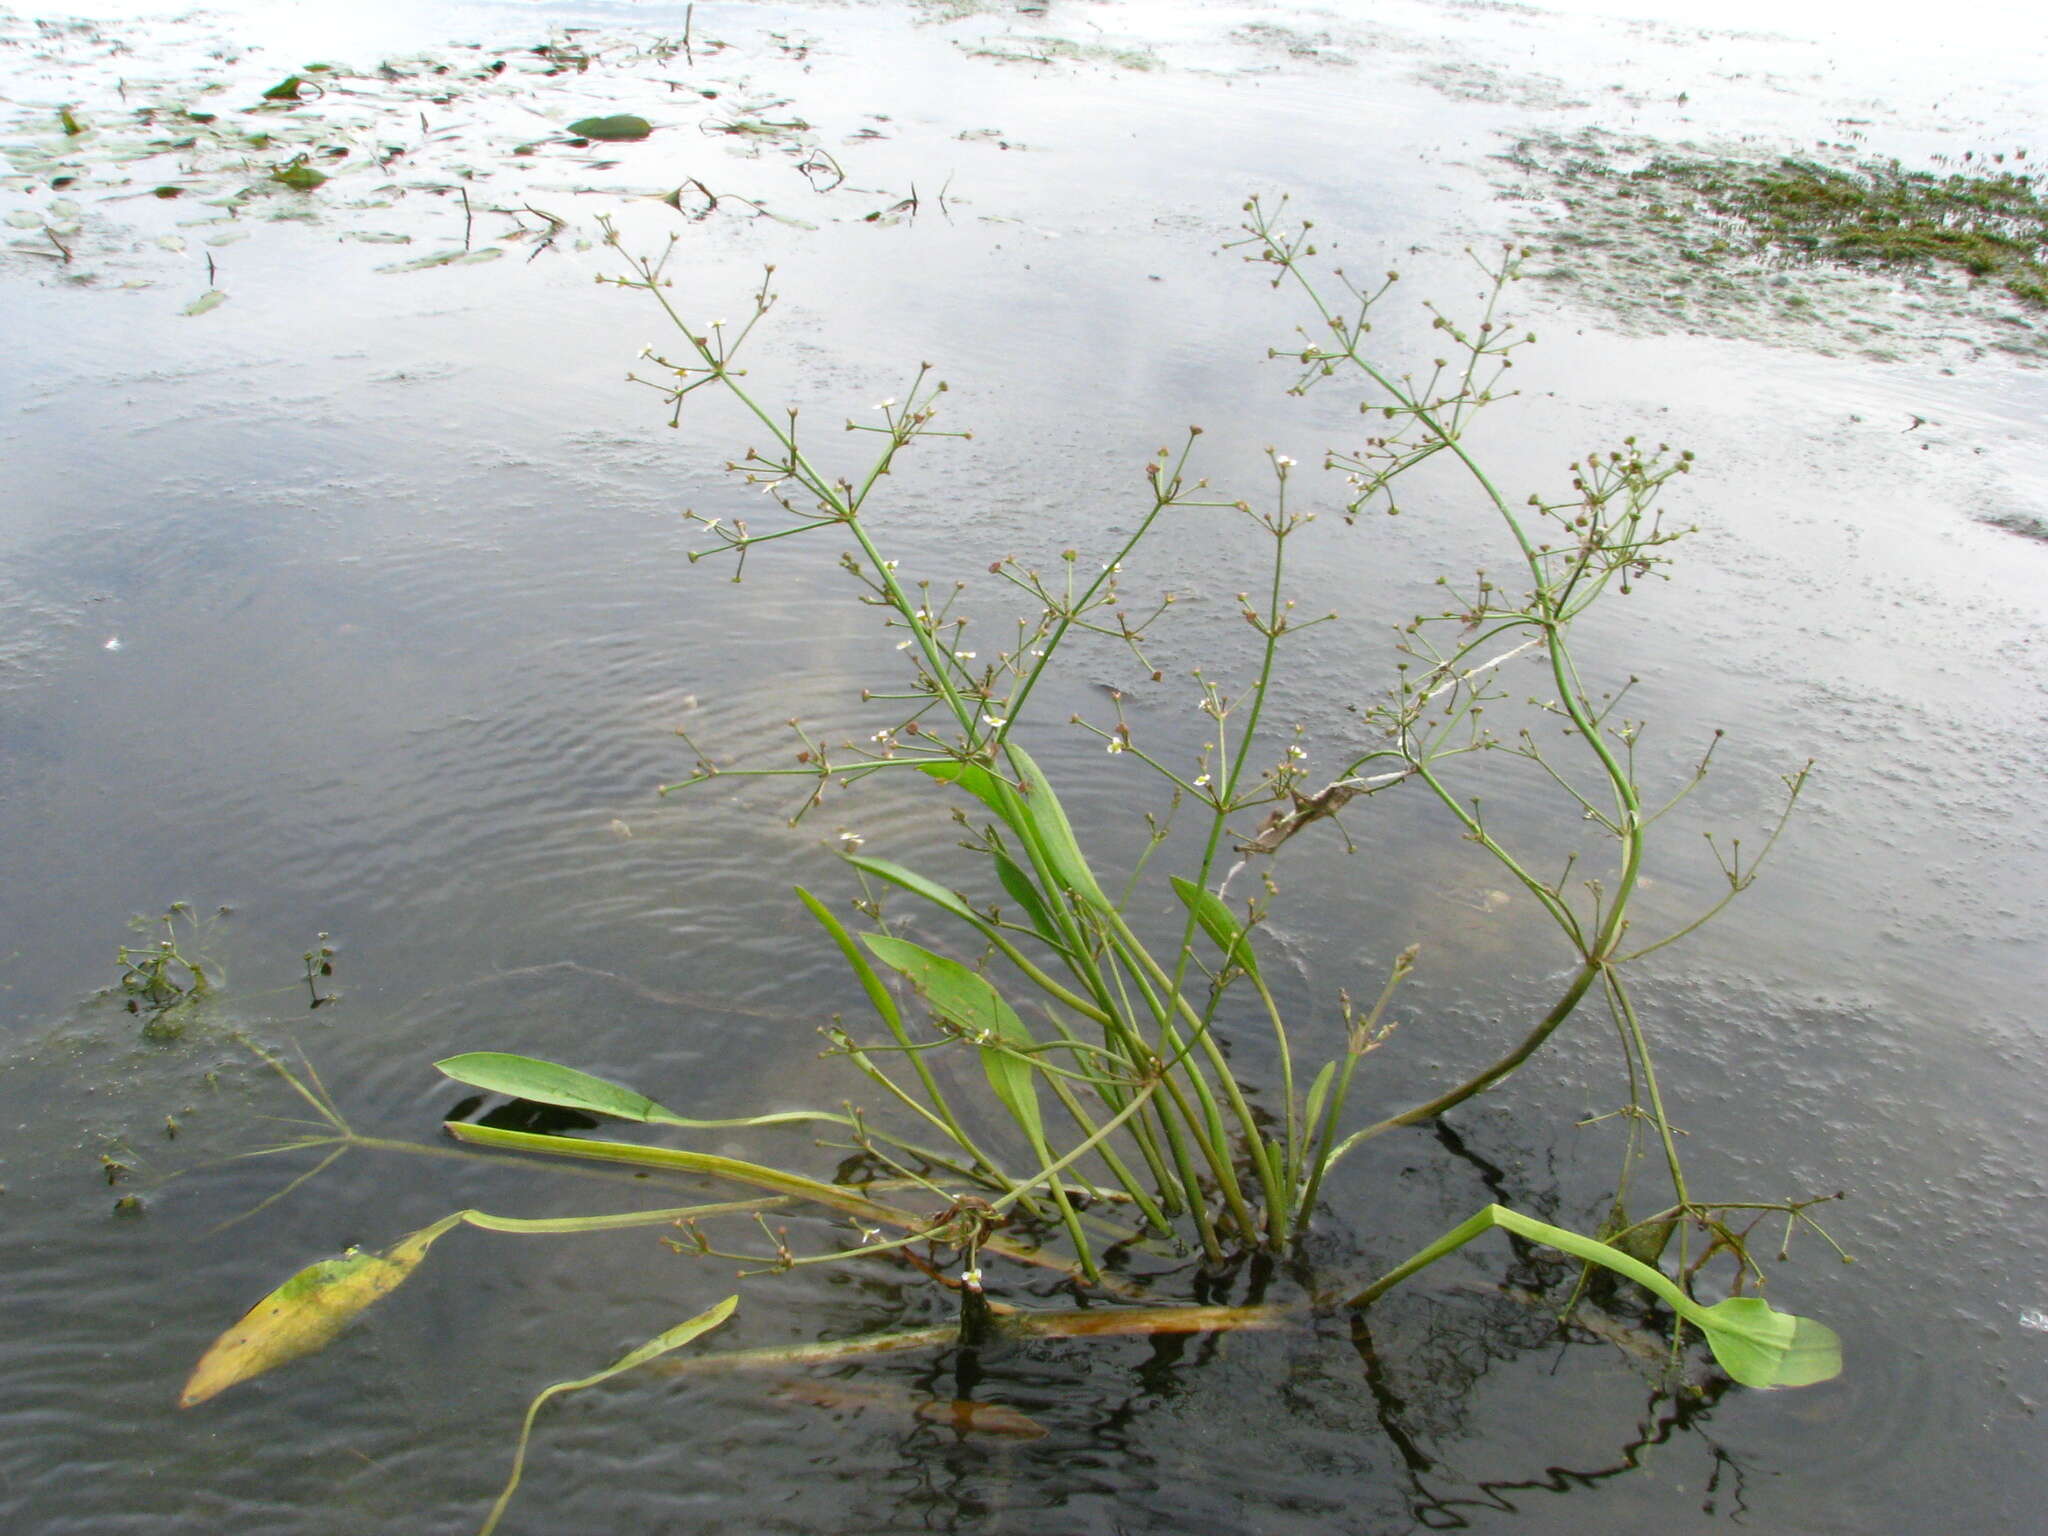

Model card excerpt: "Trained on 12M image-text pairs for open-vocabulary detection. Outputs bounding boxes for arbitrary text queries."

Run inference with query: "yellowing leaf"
[179,1217,455,1406]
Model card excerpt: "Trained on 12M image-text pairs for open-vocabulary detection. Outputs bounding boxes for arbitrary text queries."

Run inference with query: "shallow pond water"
[2,0,2045,1531]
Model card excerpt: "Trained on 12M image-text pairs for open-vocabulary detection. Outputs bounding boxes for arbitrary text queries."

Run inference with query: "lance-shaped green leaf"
[844,856,982,928]
[1004,743,1110,911]
[798,886,908,1037]
[919,758,1012,821]
[435,1051,847,1132]
[915,759,1077,937]
[993,849,1063,948]
[566,113,653,141]
[1169,876,1262,982]
[180,1214,461,1406]
[479,1296,737,1536]
[861,934,1046,1146]
[1347,1203,1842,1391]
[1302,1060,1337,1145]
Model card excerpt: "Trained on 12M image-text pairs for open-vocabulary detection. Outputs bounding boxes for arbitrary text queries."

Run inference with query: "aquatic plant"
[1500,131,2048,354]
[1657,151,2048,305]
[113,901,216,1040]
[183,199,1843,1524]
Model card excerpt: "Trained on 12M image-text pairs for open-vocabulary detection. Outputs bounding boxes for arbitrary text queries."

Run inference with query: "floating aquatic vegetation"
[1497,128,2047,360]
[0,11,871,292]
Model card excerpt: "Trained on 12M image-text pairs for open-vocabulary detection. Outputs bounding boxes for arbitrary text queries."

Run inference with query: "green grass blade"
[479,1296,737,1536]
[456,1199,791,1236]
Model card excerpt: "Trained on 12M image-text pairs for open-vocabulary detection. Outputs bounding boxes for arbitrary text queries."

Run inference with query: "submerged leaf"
[261,76,306,101]
[1598,1200,1675,1269]
[180,1217,456,1406]
[567,114,653,142]
[181,289,228,317]
[655,1303,1292,1381]
[773,1379,1048,1438]
[375,246,504,274]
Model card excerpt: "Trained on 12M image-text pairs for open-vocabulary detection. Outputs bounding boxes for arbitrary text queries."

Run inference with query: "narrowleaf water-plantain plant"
[182,198,1845,1529]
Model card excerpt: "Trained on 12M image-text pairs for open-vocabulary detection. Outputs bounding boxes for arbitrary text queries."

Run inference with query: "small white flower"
[1288,745,1308,760]
[637,343,655,358]
[838,829,864,851]
[1106,739,1126,754]
[881,560,898,571]
[895,639,912,650]
[1193,772,1210,786]
[712,317,728,328]
[982,714,1006,729]
[876,397,897,410]
[1275,454,1296,468]
[954,650,976,660]
[702,517,721,532]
